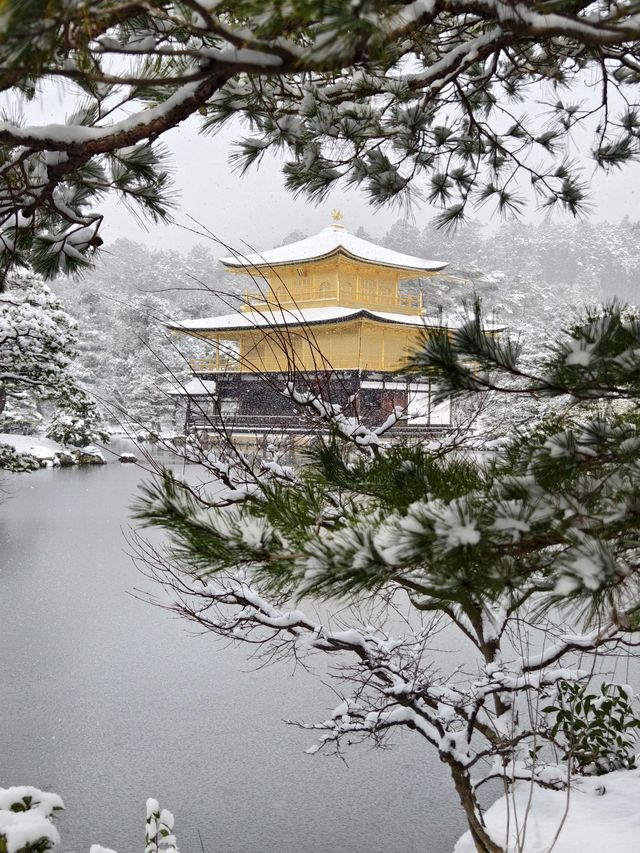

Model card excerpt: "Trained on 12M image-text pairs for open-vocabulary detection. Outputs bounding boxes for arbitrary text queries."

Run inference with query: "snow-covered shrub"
[0,786,64,853]
[0,394,43,435]
[0,443,41,472]
[0,788,177,853]
[45,384,109,448]
[145,799,178,853]
[544,681,640,775]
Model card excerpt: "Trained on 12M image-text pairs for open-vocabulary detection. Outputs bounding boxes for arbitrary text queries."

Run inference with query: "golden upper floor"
[220,218,447,316]
[240,258,424,314]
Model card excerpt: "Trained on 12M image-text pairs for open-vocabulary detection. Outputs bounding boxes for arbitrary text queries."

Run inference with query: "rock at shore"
[75,449,106,465]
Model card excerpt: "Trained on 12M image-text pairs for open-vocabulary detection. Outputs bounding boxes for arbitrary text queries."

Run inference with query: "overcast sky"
[99,116,392,254]
[14,83,640,258]
[98,114,640,257]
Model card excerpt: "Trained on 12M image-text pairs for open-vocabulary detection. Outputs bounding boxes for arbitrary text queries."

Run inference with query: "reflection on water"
[0,446,465,853]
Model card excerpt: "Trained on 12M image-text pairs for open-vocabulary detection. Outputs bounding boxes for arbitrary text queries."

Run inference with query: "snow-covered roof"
[219,224,448,274]
[170,378,217,396]
[168,306,504,334]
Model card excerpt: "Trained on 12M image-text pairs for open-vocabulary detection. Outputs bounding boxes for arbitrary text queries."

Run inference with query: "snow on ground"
[454,769,640,852]
[0,434,106,467]
[0,433,64,459]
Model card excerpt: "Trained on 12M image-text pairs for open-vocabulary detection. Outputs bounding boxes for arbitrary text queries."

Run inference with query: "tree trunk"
[447,760,504,853]
[0,385,6,418]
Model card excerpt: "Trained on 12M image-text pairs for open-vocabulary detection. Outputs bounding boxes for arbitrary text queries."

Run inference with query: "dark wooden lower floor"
[175,370,451,437]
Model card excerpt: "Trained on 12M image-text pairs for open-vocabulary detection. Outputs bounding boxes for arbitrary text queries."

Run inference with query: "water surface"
[1,450,464,853]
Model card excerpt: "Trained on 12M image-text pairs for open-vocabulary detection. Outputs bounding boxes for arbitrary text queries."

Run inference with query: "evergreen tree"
[0,271,108,465]
[0,271,77,420]
[134,302,640,852]
[45,382,109,448]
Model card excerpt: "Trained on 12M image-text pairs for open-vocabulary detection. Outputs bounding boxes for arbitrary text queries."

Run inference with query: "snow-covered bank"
[0,433,105,470]
[454,769,640,852]
[0,434,65,459]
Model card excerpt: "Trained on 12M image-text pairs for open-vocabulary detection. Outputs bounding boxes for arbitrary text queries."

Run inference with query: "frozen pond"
[0,446,466,853]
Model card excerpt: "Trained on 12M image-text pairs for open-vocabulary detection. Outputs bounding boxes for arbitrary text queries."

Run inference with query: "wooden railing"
[244,286,423,311]
[189,411,450,436]
[245,287,336,307]
[191,354,413,374]
[191,357,241,373]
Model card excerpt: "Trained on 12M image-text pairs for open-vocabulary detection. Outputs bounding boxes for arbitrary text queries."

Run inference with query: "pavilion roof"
[169,377,217,396]
[219,224,448,274]
[168,306,504,334]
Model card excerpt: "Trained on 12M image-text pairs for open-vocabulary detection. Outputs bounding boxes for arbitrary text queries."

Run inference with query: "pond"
[0,445,467,853]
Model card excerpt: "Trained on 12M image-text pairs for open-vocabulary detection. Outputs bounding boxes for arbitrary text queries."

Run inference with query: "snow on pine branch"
[135,556,624,794]
[1,2,640,275]
[282,381,402,451]
[519,624,622,673]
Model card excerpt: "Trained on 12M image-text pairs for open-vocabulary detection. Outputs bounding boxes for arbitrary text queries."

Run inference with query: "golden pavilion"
[169,213,457,435]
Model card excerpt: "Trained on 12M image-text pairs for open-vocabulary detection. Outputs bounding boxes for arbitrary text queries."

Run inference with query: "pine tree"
[0,271,77,419]
[0,271,109,466]
[133,302,640,852]
[45,382,109,448]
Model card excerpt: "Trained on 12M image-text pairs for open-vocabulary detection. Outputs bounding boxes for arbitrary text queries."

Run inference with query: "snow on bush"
[0,788,177,853]
[0,787,63,853]
[145,799,178,853]
[45,384,109,448]
[0,442,42,472]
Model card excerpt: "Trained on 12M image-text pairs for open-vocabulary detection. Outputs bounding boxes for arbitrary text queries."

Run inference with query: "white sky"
[10,82,640,256]
[99,114,640,256]
[99,117,391,254]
